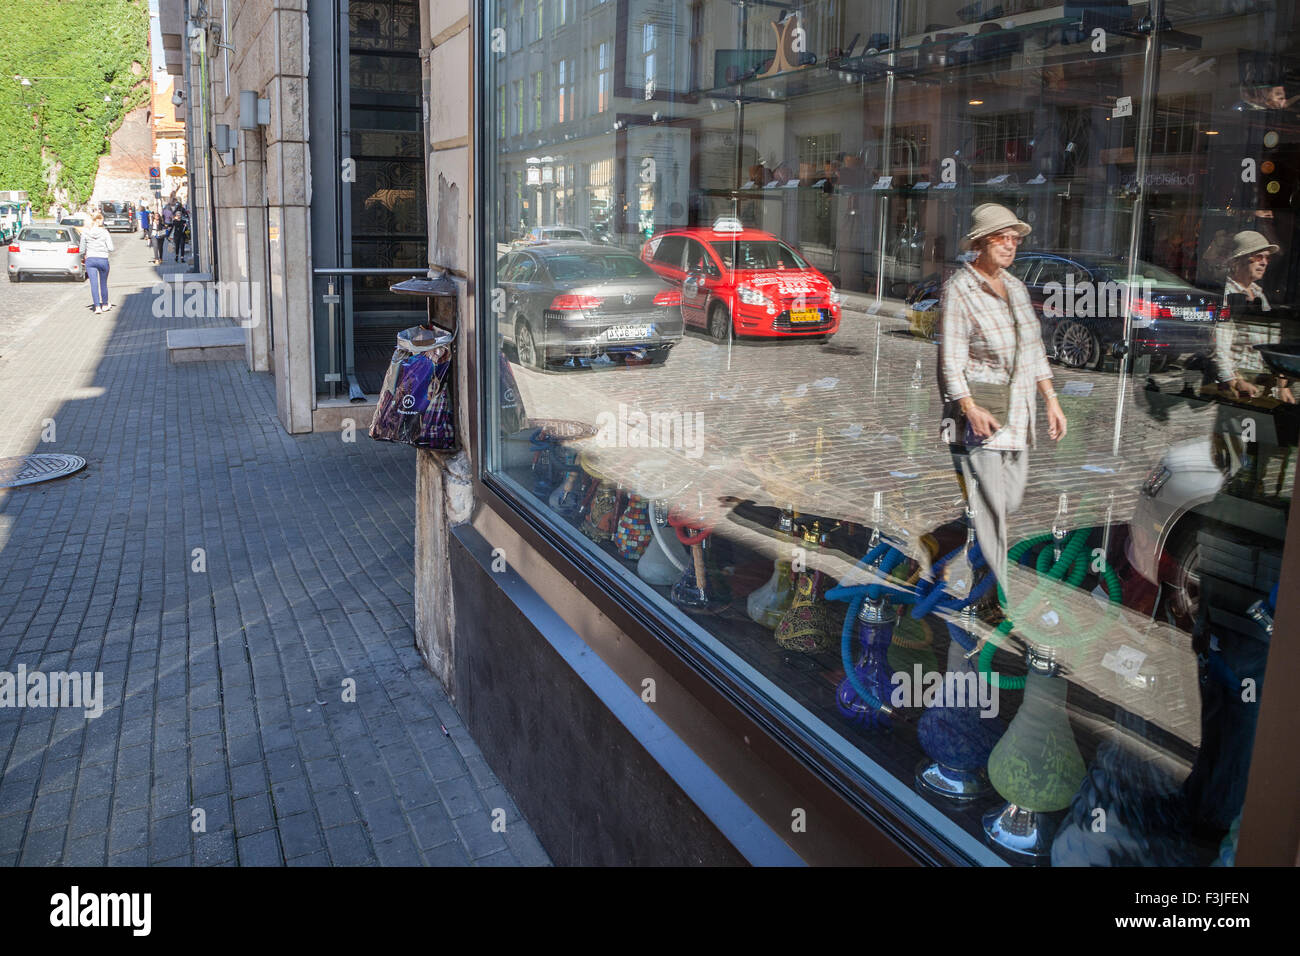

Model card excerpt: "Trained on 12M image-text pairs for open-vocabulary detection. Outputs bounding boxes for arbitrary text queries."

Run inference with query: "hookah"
[667,492,728,611]
[638,497,689,586]
[774,519,839,654]
[547,446,591,522]
[613,494,653,561]
[529,427,559,498]
[823,494,919,727]
[577,454,621,543]
[746,506,799,628]
[580,480,621,542]
[973,494,1126,861]
[907,501,1004,802]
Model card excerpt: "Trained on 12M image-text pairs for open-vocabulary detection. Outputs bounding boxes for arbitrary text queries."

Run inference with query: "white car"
[7,226,86,282]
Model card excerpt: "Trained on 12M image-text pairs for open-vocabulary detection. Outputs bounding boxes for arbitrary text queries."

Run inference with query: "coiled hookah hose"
[975,528,1125,690]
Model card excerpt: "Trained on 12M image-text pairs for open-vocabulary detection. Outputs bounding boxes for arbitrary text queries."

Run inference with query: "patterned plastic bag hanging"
[369,326,456,449]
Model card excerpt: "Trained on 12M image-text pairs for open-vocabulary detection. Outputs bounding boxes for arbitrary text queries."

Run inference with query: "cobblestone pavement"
[0,237,549,866]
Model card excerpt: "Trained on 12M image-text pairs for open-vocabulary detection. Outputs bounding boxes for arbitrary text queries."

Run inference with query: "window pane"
[483,0,1300,867]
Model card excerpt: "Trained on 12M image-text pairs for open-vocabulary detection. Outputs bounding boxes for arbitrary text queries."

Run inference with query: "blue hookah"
[908,506,1003,801]
[825,496,921,731]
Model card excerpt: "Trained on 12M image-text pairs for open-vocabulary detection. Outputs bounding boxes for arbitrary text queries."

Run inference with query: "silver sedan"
[6,226,86,282]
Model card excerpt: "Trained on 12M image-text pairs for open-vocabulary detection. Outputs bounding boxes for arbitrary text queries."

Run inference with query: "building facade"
[169,0,1300,866]
[160,0,429,433]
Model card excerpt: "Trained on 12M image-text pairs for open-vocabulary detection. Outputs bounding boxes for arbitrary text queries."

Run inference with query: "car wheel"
[1164,523,1202,623]
[1052,320,1102,369]
[708,302,730,342]
[515,320,541,369]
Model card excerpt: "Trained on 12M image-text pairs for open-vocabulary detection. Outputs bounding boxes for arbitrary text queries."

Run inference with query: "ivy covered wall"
[0,0,151,213]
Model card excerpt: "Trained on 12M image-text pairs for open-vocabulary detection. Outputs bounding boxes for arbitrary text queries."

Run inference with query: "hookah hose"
[909,538,998,655]
[647,500,688,572]
[670,510,714,590]
[826,542,921,716]
[977,528,1124,690]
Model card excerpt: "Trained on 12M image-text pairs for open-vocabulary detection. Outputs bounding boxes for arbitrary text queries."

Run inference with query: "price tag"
[1101,644,1147,680]
[1112,95,1133,118]
[872,175,894,190]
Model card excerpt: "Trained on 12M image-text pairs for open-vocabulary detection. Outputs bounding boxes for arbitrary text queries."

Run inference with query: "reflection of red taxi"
[640,221,842,340]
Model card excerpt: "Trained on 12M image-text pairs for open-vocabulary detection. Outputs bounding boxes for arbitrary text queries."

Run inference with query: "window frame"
[471,0,1300,868]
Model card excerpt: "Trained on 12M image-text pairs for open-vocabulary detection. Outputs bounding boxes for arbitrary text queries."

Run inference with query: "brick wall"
[91,104,154,204]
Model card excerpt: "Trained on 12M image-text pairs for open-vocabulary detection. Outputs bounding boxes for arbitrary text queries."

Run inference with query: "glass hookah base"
[982,802,1061,862]
[915,758,991,802]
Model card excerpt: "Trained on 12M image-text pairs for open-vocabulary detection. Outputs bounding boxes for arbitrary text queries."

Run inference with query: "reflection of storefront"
[416,0,1300,867]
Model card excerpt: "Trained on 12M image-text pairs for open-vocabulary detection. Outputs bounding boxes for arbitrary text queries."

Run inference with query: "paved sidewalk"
[0,239,549,866]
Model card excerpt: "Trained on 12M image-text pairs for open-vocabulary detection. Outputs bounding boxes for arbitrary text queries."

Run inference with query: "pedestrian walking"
[170,210,189,261]
[939,203,1067,598]
[161,202,174,229]
[78,211,115,314]
[150,212,167,264]
[138,199,151,237]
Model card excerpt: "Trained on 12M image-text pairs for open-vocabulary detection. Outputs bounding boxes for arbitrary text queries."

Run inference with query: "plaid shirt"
[1211,278,1273,382]
[939,262,1054,451]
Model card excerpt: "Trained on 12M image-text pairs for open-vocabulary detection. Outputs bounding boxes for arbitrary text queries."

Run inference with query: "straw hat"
[961,203,1031,251]
[1228,230,1280,260]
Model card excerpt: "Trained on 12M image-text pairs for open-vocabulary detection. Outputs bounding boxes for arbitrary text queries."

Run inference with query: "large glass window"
[483,0,1300,866]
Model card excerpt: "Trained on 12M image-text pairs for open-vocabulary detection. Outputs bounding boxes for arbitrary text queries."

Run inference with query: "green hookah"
[978,493,1125,862]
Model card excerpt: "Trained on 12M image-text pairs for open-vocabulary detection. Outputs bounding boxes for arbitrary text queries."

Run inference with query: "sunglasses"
[985,232,1024,247]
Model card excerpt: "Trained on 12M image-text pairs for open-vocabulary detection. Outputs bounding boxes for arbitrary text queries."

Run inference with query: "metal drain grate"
[0,454,87,488]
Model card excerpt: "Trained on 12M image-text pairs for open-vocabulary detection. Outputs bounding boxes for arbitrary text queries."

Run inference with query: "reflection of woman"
[1211,230,1293,403]
[939,204,1067,592]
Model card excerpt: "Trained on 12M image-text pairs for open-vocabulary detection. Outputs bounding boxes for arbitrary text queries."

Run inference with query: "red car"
[640,223,841,340]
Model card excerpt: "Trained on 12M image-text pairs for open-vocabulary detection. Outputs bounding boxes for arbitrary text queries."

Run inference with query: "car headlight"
[737,284,771,307]
[828,288,843,307]
[1140,464,1171,497]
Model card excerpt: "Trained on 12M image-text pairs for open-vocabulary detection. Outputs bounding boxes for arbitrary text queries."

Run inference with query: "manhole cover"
[0,454,87,488]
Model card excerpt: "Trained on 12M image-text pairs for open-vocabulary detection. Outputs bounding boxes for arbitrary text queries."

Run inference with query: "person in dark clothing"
[150,213,166,264]
[171,212,188,261]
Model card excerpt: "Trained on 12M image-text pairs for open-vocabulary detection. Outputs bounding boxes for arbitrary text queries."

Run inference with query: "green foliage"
[0,0,151,214]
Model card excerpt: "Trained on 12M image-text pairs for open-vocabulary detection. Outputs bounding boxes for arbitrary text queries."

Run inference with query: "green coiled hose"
[980,528,1123,691]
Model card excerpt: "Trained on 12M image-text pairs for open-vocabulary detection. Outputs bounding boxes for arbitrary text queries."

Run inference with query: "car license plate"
[1170,306,1213,321]
[789,309,821,323]
[605,324,652,341]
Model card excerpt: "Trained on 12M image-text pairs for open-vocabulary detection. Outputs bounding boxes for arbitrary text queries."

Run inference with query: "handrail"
[312,267,428,275]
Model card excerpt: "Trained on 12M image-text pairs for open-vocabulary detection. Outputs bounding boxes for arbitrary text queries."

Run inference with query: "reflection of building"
[404,0,1300,868]
[159,0,427,433]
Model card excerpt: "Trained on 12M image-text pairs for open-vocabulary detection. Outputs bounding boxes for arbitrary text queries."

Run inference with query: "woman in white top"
[78,212,115,314]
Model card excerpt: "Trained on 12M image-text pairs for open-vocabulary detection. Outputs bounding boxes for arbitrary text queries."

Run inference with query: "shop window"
[484,0,1300,867]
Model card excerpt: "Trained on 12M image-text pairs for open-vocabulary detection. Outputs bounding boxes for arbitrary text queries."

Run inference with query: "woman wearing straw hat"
[939,203,1067,593]
[1210,230,1293,403]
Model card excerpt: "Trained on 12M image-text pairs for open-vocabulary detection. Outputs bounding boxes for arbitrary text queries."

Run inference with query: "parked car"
[59,216,86,229]
[904,253,1226,371]
[1007,252,1226,371]
[99,200,137,232]
[7,226,86,282]
[1127,383,1297,621]
[512,225,589,248]
[640,221,842,340]
[497,242,685,368]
